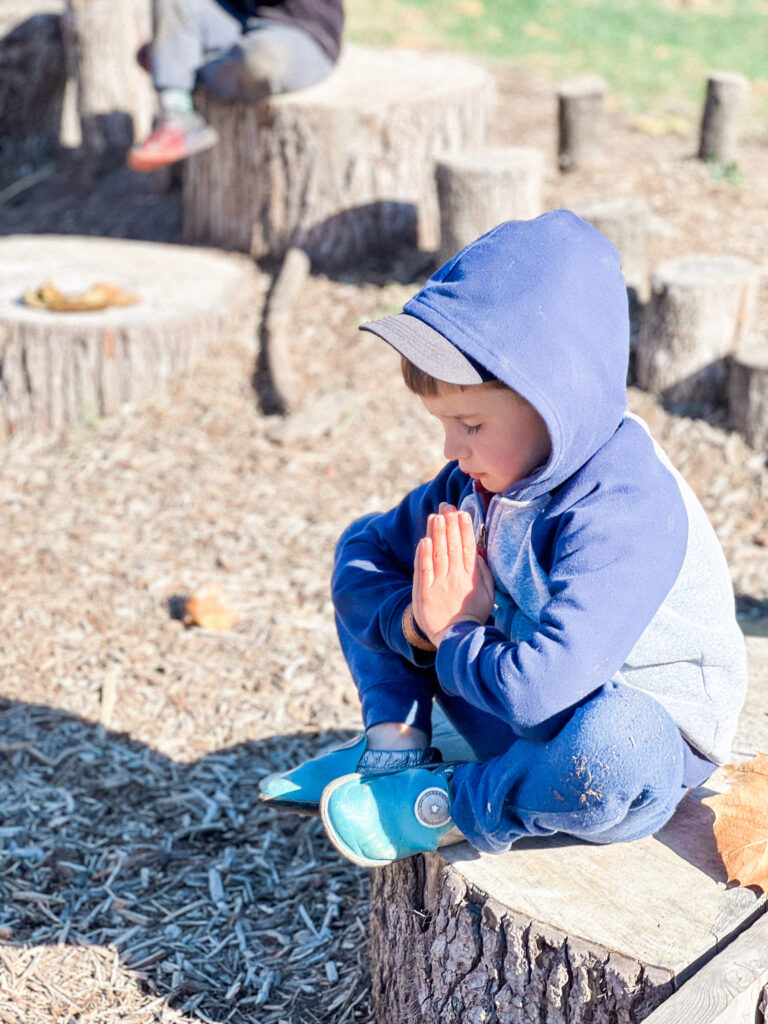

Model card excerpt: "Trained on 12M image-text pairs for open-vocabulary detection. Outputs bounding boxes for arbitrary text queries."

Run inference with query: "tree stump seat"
[369,639,768,1023]
[0,236,259,442]
[182,44,493,270]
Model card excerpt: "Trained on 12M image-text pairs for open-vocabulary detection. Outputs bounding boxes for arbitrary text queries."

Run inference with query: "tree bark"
[572,196,651,298]
[370,853,673,1024]
[635,254,760,406]
[728,337,768,451]
[557,74,607,172]
[434,146,545,266]
[182,45,492,269]
[0,15,66,189]
[698,71,750,165]
[63,0,155,175]
[0,236,259,442]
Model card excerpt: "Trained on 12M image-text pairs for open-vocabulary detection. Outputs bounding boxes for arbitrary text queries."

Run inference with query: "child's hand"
[412,504,494,647]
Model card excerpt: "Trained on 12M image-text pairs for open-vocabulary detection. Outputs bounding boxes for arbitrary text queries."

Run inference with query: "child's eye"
[464,423,481,435]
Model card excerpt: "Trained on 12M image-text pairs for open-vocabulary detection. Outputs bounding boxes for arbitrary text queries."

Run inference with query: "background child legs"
[447,680,689,853]
[151,0,245,95]
[198,18,335,103]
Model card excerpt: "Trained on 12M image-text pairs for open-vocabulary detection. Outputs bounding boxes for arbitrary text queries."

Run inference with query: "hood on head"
[404,210,629,497]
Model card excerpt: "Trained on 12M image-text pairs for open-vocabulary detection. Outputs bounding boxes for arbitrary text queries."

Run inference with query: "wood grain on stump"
[698,71,750,166]
[728,337,768,451]
[63,0,155,173]
[557,74,607,172]
[182,45,492,269]
[635,254,760,405]
[434,146,545,267]
[572,196,651,298]
[0,236,259,442]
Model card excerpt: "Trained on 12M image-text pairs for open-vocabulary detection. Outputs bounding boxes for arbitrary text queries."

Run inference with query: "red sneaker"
[127,115,219,172]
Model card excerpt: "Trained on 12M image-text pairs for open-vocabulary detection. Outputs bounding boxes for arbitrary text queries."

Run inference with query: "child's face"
[420,382,551,494]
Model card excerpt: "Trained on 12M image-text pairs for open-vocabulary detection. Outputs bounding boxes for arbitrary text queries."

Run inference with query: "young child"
[128,0,343,172]
[260,209,747,868]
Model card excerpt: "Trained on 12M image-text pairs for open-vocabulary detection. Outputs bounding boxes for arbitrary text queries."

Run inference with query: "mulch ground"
[0,36,767,1024]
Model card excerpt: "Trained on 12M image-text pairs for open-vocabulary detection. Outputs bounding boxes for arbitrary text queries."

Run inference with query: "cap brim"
[359,313,491,385]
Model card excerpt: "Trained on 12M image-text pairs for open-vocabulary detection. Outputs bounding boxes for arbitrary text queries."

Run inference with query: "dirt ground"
[1,19,768,1024]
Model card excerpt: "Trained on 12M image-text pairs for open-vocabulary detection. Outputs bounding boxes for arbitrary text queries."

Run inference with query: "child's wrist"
[402,603,437,652]
[432,615,483,648]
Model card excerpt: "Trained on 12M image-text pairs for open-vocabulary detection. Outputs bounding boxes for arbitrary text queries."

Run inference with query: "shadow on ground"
[0,699,370,1023]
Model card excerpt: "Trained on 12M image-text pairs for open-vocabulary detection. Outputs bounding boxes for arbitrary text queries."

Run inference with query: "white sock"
[158,89,194,116]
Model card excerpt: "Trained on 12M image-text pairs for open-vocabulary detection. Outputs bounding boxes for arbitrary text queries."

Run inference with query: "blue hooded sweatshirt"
[332,211,747,785]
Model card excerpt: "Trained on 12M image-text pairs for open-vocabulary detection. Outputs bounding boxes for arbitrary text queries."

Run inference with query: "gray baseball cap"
[359,313,495,386]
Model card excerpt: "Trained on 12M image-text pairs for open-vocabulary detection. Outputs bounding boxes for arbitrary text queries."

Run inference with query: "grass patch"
[345,0,768,122]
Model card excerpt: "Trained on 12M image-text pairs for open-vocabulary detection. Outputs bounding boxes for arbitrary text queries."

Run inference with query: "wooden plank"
[643,911,768,1024]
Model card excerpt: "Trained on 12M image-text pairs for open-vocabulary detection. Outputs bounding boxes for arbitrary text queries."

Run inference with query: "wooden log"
[572,196,651,298]
[643,913,768,1024]
[0,236,259,442]
[369,639,768,1024]
[635,254,760,405]
[434,146,545,267]
[557,74,607,172]
[257,246,311,414]
[182,45,492,269]
[62,0,155,174]
[698,71,750,165]
[728,336,768,451]
[0,15,66,188]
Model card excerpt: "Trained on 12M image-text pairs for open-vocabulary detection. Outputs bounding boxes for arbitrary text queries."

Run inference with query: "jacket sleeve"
[434,473,689,740]
[332,461,470,665]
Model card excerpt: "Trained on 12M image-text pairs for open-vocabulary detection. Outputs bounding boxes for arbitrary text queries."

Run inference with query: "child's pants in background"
[151,0,334,102]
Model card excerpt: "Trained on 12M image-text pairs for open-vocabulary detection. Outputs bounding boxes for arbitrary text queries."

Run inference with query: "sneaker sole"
[258,792,320,816]
[320,773,393,868]
[127,128,219,173]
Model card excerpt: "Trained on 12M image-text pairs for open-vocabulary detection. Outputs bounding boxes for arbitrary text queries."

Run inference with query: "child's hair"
[400,355,507,396]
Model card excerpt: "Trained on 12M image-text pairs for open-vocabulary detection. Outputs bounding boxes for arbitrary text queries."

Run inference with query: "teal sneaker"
[319,765,465,867]
[259,735,443,815]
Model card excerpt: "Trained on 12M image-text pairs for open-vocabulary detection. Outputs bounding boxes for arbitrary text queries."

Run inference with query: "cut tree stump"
[62,0,154,174]
[0,14,66,189]
[572,196,651,299]
[728,336,768,451]
[635,254,760,405]
[369,640,768,1023]
[698,71,750,166]
[182,44,492,269]
[0,236,259,442]
[434,146,545,266]
[557,74,607,172]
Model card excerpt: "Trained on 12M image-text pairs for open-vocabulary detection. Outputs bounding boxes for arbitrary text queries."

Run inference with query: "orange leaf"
[184,583,239,631]
[702,752,768,893]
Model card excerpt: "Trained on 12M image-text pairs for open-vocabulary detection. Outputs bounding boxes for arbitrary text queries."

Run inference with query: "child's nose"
[443,428,469,462]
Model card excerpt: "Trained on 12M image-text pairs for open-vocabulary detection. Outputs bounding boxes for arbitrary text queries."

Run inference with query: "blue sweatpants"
[336,620,691,854]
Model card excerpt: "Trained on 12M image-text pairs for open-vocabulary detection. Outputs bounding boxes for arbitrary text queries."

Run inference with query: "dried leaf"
[702,752,768,893]
[23,280,139,312]
[183,583,239,631]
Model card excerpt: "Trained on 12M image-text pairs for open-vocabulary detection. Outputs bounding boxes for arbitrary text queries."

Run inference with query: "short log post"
[0,15,66,188]
[635,254,760,406]
[182,45,492,270]
[434,145,545,266]
[557,74,607,172]
[728,337,768,451]
[257,246,311,415]
[62,0,155,174]
[698,71,750,165]
[0,236,259,442]
[571,196,651,299]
